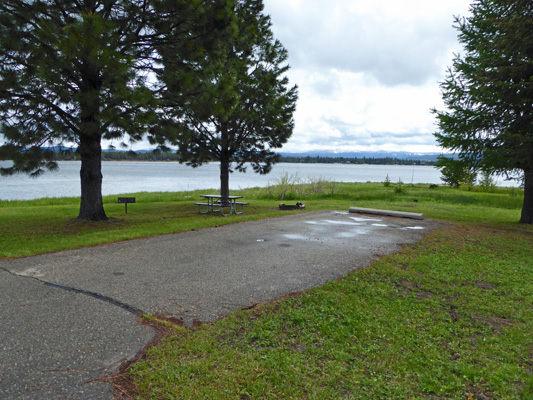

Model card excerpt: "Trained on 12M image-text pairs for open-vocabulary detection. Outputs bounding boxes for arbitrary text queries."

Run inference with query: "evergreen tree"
[0,0,231,220]
[435,155,477,188]
[150,0,298,202]
[433,0,533,223]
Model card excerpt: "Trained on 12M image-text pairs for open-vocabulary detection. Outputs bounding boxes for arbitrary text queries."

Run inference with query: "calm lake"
[0,161,514,201]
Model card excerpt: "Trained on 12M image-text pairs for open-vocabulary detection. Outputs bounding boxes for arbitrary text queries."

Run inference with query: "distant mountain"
[44,145,75,152]
[279,151,444,162]
[47,146,452,163]
[45,146,160,154]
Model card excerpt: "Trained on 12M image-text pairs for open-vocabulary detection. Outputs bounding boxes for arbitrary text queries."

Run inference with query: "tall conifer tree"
[151,0,298,202]
[433,0,533,223]
[0,0,231,220]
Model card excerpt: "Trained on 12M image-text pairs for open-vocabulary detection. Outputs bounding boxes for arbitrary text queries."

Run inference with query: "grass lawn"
[1,181,532,399]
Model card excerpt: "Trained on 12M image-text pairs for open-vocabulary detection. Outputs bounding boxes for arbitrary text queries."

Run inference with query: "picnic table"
[195,195,248,216]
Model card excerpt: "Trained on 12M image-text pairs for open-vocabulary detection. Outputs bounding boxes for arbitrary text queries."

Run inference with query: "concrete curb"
[349,207,424,220]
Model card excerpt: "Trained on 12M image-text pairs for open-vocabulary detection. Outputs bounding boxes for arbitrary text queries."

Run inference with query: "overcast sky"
[263,0,473,154]
[1,0,473,155]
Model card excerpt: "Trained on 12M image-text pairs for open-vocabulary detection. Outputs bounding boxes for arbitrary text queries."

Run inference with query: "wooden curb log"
[349,207,424,220]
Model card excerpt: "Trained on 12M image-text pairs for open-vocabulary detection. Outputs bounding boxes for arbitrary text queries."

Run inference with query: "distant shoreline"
[50,154,437,166]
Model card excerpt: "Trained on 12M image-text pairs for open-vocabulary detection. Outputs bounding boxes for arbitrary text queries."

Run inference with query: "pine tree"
[150,0,298,202]
[0,0,231,220]
[433,0,533,223]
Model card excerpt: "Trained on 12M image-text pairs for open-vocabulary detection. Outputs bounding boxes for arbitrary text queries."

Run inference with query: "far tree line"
[277,156,436,166]
[47,150,437,166]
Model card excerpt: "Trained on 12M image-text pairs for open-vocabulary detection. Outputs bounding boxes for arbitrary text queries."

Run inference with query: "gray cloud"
[262,0,471,153]
[309,73,342,97]
[317,117,437,147]
[266,1,465,86]
[306,133,437,148]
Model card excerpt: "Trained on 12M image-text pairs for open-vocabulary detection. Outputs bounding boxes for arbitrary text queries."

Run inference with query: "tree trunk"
[77,134,107,221]
[220,156,230,205]
[520,169,533,224]
[77,57,107,221]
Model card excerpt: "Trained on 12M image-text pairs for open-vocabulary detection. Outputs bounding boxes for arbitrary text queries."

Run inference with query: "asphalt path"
[0,210,445,399]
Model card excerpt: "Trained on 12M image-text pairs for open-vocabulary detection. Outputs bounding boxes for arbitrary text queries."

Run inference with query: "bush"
[478,171,496,192]
[394,179,407,194]
[266,172,300,200]
[265,173,336,200]
[435,156,477,188]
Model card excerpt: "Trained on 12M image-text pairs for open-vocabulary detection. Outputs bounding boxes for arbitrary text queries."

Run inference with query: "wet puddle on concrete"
[281,214,426,243]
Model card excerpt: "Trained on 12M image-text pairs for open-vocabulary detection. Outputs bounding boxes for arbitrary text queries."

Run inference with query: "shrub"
[394,179,407,194]
[478,171,496,192]
[435,155,477,188]
[265,173,337,200]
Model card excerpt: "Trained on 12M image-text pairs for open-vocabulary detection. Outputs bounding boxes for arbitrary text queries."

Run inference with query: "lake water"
[0,161,514,201]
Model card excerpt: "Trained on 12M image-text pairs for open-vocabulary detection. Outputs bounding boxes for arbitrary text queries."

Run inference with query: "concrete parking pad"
[1,211,445,399]
[0,269,154,400]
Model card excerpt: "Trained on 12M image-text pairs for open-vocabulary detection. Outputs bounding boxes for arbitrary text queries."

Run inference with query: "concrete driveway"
[0,210,444,399]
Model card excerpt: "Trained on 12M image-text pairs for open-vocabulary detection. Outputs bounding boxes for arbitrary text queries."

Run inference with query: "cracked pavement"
[0,210,445,399]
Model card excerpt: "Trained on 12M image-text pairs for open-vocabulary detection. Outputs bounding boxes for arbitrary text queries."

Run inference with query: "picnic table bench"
[195,195,248,216]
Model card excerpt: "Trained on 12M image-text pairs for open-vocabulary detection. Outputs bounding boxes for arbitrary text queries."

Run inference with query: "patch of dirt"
[242,291,302,313]
[104,315,188,399]
[473,314,514,333]
[525,345,533,374]
[397,279,415,290]
[448,305,462,323]
[289,342,307,353]
[416,291,433,300]
[465,382,495,400]
[393,278,433,299]
[474,280,497,290]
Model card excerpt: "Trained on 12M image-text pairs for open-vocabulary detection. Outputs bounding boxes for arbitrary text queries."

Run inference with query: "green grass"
[128,223,533,399]
[1,182,532,399]
[1,182,524,259]
[0,190,285,259]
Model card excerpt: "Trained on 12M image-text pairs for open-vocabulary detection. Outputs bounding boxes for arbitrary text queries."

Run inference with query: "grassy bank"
[1,182,532,398]
[0,182,526,259]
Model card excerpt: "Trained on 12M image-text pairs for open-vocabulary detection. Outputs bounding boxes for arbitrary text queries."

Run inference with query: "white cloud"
[263,0,473,153]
